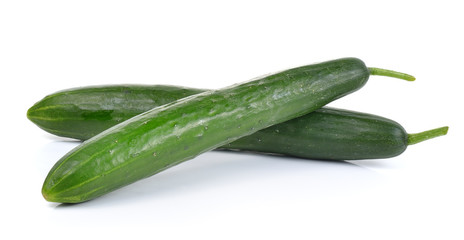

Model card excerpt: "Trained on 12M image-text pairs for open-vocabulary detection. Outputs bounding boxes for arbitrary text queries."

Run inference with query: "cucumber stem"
[368,67,416,81]
[407,126,449,145]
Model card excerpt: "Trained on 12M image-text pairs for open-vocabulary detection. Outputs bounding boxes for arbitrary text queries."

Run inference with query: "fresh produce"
[28,85,446,160]
[27,85,205,140]
[221,108,447,160]
[40,57,416,203]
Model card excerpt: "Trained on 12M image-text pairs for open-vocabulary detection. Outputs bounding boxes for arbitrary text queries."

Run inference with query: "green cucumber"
[27,85,205,140]
[41,58,415,203]
[221,108,448,160]
[28,85,446,160]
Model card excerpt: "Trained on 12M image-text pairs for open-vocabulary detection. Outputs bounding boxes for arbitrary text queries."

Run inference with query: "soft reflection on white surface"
[34,138,80,176]
[35,146,382,235]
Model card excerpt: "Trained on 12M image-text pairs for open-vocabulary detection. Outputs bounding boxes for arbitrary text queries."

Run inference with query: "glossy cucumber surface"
[42,57,371,203]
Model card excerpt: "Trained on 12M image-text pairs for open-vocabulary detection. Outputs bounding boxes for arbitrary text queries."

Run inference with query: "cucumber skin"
[42,58,370,203]
[29,86,408,160]
[27,85,205,140]
[222,108,407,160]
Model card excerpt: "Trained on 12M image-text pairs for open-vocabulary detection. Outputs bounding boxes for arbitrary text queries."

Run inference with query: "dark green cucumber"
[27,85,205,140]
[28,86,448,160]
[41,58,413,203]
[28,67,414,142]
[29,83,448,160]
[221,108,448,160]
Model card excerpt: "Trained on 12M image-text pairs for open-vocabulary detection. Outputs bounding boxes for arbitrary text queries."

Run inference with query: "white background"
[1,1,462,239]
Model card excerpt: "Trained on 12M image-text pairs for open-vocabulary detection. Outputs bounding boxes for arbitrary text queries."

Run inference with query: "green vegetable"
[27,85,205,140]
[28,85,446,160]
[221,108,448,160]
[41,58,414,203]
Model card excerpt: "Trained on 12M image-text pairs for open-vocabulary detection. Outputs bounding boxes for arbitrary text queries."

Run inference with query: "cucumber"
[221,108,448,160]
[27,85,205,140]
[41,58,415,203]
[28,85,446,160]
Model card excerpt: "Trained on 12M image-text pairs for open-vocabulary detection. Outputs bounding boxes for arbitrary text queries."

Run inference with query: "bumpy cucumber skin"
[27,85,205,140]
[42,58,370,203]
[221,108,408,160]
